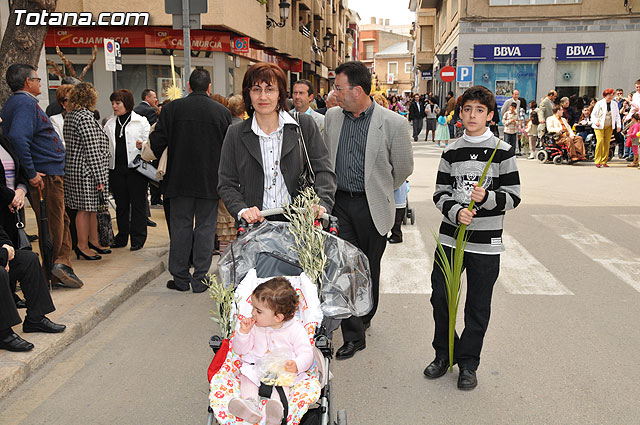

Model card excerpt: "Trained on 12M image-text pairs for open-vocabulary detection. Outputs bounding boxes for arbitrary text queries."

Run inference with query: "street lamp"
[266,1,291,29]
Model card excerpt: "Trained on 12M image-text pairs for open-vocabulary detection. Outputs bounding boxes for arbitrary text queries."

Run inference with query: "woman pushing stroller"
[228,277,315,425]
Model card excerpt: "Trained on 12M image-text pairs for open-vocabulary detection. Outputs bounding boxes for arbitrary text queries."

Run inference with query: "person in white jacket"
[591,88,621,167]
[546,105,586,162]
[104,90,150,250]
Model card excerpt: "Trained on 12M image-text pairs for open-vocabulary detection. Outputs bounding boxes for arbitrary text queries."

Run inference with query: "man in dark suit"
[134,89,162,210]
[408,93,426,141]
[150,69,231,293]
[133,89,158,126]
[0,223,66,352]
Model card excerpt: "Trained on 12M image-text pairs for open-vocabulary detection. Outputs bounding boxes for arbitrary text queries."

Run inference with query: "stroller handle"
[237,207,338,236]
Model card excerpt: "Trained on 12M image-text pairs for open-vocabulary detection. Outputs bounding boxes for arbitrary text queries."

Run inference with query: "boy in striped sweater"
[423,86,521,391]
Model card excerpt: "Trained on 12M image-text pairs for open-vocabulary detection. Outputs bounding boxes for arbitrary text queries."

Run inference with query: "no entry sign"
[440,65,456,83]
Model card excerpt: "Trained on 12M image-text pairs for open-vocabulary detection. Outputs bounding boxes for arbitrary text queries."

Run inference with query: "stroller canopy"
[218,221,372,320]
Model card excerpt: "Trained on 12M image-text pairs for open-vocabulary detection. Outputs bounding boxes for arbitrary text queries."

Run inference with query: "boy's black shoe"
[457,368,478,390]
[423,357,449,379]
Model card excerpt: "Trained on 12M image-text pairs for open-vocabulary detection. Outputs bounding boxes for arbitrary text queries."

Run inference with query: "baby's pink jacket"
[233,319,314,387]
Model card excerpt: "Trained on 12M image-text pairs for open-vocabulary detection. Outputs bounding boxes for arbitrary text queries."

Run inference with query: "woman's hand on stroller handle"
[239,317,256,334]
[241,207,264,224]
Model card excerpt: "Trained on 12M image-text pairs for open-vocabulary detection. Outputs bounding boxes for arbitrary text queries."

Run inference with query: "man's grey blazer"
[290,108,325,135]
[324,102,414,236]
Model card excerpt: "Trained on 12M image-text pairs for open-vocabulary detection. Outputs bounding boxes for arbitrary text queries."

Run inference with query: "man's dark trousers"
[412,118,424,141]
[168,196,218,292]
[333,190,387,342]
[430,245,500,371]
[0,250,55,329]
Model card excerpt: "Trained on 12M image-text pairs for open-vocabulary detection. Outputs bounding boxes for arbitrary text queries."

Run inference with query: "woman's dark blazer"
[0,134,29,245]
[217,112,336,220]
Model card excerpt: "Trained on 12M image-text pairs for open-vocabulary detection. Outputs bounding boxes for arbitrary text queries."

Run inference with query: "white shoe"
[264,399,284,425]
[528,153,535,159]
[228,398,261,423]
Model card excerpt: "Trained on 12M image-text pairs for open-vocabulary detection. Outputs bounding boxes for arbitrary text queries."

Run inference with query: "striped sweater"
[434,130,521,254]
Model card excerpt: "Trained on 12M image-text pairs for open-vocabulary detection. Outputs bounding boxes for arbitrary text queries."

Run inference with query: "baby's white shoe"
[228,397,261,423]
[264,398,284,425]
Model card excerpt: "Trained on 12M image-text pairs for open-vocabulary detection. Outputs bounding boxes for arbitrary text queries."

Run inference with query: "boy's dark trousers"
[430,245,500,371]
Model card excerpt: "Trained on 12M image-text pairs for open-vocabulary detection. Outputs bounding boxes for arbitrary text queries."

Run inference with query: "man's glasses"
[250,86,278,97]
[333,84,355,92]
[29,77,42,82]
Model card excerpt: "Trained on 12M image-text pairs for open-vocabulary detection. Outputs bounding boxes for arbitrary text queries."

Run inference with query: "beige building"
[428,0,640,111]
[408,1,436,94]
[374,42,413,96]
[4,0,360,117]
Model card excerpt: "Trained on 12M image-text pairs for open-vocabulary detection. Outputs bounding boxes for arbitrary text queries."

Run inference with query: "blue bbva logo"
[494,46,521,57]
[566,45,595,56]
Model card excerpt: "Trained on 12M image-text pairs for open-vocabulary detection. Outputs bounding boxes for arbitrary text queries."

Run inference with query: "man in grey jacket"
[290,79,325,134]
[324,61,413,359]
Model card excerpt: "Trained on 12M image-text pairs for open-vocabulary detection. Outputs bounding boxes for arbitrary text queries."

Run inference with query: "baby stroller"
[206,209,373,425]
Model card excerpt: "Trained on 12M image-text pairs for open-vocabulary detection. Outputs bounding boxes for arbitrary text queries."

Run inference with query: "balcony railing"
[300,25,311,39]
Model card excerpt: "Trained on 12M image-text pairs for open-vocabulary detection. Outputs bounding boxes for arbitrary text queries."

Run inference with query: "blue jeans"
[504,133,518,154]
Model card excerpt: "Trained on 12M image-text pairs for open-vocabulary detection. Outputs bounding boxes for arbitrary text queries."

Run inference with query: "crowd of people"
[398,82,640,167]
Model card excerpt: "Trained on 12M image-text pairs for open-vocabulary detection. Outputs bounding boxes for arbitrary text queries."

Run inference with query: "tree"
[0,0,57,106]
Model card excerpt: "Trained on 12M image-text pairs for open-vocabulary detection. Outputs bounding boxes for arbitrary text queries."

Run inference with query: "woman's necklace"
[117,114,131,138]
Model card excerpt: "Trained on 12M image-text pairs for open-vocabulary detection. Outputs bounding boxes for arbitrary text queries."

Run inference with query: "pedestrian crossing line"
[499,233,574,295]
[533,214,640,293]
[613,214,640,229]
[381,227,433,294]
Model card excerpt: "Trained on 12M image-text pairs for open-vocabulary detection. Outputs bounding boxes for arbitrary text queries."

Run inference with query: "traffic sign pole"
[182,0,191,91]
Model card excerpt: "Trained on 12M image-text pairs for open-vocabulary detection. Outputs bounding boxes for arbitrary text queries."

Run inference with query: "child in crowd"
[435,109,450,147]
[626,113,640,168]
[229,277,314,425]
[425,85,521,391]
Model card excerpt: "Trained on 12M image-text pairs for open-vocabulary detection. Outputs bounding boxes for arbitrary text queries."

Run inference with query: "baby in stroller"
[229,277,315,425]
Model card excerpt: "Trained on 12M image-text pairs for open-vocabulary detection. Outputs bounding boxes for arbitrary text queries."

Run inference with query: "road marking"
[614,214,640,229]
[499,233,573,295]
[381,227,433,294]
[533,214,640,293]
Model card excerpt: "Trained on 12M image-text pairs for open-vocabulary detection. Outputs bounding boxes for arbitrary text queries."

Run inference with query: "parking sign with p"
[457,66,473,83]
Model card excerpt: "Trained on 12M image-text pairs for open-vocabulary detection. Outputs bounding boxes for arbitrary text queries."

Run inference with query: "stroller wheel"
[336,410,348,425]
[537,150,548,163]
[409,209,415,225]
[553,155,563,165]
[402,213,407,226]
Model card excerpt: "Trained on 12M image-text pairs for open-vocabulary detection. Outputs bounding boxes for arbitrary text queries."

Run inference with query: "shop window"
[473,62,538,121]
[555,61,600,100]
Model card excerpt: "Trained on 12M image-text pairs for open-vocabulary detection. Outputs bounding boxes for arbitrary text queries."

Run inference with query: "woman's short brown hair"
[210,93,229,108]
[252,277,298,321]
[228,94,245,117]
[109,89,135,112]
[67,82,98,111]
[602,88,615,97]
[242,62,288,117]
[55,84,74,106]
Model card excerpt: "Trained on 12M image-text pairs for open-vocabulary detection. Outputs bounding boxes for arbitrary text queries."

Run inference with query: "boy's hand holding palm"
[457,184,486,226]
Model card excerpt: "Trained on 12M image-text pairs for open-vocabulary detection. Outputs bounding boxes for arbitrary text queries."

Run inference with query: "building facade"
[374,42,413,96]
[430,0,640,111]
[408,1,436,95]
[3,0,360,117]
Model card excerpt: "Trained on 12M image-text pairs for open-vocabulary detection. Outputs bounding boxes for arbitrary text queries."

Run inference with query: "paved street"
[1,126,640,424]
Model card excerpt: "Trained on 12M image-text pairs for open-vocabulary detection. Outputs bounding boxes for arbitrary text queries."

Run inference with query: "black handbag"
[14,210,31,250]
[97,192,115,247]
[292,112,316,190]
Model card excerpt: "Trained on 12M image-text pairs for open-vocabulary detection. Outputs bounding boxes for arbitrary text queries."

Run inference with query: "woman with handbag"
[104,89,150,251]
[218,62,336,224]
[63,82,111,260]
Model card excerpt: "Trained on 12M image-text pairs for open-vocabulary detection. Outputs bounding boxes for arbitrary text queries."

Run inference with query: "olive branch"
[283,187,328,295]
[206,273,238,339]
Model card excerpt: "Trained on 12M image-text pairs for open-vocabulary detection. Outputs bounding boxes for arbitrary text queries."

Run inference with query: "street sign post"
[104,38,122,90]
[440,65,456,83]
[165,0,208,90]
[421,70,433,80]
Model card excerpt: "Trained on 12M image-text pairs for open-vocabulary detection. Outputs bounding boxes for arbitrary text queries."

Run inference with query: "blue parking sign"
[457,66,473,83]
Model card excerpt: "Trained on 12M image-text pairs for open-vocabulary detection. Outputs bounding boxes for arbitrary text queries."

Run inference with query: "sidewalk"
[0,204,170,399]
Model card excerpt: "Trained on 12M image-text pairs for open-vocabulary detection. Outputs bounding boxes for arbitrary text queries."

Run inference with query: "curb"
[0,248,168,400]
